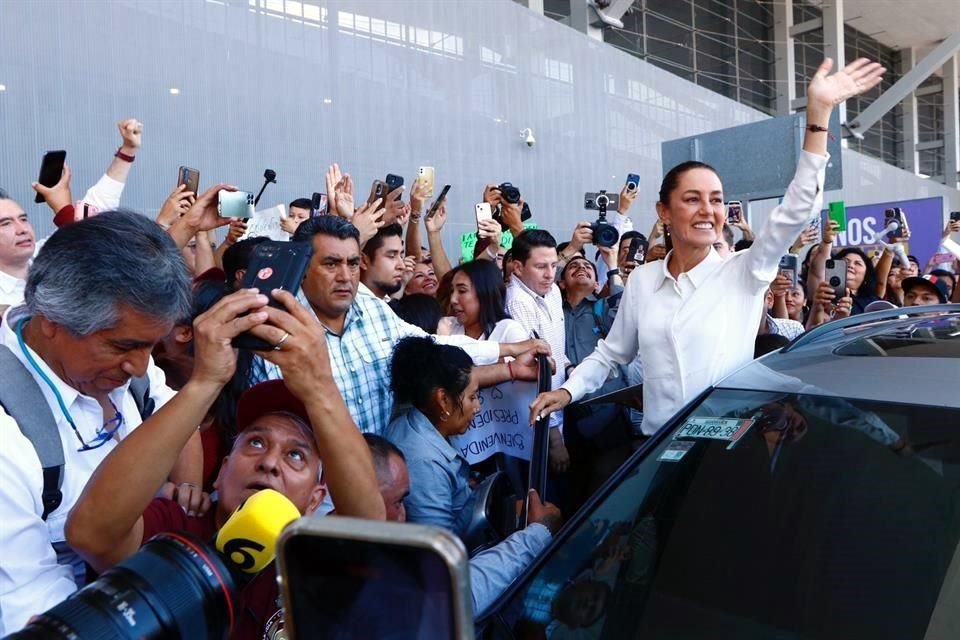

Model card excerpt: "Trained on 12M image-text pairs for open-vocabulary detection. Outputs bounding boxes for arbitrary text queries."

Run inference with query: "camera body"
[492,183,532,222]
[584,190,620,248]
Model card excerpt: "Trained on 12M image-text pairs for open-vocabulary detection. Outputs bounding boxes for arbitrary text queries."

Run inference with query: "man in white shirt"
[505,229,572,470]
[0,212,196,633]
[0,190,35,307]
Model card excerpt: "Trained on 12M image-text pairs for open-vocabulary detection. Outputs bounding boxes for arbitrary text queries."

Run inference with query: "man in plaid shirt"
[257,216,549,436]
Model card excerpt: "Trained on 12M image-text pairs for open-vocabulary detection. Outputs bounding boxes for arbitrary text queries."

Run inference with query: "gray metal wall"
[0,0,956,253]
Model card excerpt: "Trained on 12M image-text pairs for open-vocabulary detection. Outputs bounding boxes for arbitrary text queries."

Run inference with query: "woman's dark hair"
[835,247,878,296]
[450,260,509,338]
[390,336,472,413]
[658,161,719,204]
[389,294,443,334]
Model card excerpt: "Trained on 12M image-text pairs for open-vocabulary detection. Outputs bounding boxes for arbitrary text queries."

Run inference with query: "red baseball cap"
[236,380,312,434]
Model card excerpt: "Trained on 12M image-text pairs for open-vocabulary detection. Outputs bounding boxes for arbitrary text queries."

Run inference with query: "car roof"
[719,304,960,409]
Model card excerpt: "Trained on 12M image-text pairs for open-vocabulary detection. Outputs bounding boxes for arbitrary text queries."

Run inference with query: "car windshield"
[493,387,960,639]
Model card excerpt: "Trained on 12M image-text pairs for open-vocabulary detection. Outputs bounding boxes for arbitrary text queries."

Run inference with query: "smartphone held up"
[218,190,255,218]
[35,151,67,203]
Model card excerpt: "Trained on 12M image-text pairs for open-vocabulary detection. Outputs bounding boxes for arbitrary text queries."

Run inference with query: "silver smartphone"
[825,259,847,301]
[277,517,474,640]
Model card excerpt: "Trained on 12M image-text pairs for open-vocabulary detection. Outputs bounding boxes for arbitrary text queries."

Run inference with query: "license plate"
[674,417,754,449]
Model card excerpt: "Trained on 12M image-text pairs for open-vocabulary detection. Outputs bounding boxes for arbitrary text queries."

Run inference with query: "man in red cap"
[902,274,949,307]
[67,288,385,639]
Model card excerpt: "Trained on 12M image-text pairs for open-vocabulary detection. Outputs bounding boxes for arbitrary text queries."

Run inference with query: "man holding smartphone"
[66,289,386,640]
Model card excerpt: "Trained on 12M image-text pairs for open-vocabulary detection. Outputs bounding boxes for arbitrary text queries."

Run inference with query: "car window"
[493,388,960,639]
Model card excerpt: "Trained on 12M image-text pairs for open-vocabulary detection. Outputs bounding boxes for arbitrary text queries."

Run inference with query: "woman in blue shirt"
[383,336,481,534]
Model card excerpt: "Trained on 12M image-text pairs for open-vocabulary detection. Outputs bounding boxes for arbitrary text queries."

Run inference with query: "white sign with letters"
[449,380,536,465]
[241,204,288,241]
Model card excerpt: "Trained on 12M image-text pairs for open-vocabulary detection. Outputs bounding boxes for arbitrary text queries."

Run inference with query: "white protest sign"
[449,380,536,464]
[241,204,288,241]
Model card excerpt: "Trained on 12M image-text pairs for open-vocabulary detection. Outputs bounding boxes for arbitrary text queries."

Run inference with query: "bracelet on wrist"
[607,268,620,278]
[115,148,136,163]
[507,361,515,380]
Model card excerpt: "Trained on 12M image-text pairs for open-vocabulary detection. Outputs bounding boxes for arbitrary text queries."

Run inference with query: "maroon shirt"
[141,498,280,640]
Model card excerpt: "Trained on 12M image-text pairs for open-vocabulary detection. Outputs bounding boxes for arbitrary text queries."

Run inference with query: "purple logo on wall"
[827,196,944,266]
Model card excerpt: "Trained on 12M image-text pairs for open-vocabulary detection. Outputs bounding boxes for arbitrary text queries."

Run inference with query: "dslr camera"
[493,182,532,222]
[584,190,620,248]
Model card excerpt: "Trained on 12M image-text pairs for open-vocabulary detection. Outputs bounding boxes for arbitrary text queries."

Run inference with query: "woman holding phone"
[531,58,885,435]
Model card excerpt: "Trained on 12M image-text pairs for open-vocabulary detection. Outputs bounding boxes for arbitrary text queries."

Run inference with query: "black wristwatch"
[607,268,620,278]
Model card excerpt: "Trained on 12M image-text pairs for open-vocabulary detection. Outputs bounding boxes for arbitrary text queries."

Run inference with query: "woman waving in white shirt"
[530,57,885,435]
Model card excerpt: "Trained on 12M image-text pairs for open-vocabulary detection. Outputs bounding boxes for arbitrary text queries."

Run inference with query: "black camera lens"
[829,277,841,286]
[10,534,236,640]
[595,194,609,209]
[498,183,521,204]
[591,222,620,248]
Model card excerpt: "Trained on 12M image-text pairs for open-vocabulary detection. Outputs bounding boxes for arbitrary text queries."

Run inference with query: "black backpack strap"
[0,344,64,520]
[128,374,154,420]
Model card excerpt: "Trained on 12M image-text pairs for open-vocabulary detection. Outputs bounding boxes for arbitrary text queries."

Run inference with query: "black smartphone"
[627,237,646,263]
[778,254,799,288]
[233,241,313,350]
[177,166,200,195]
[825,259,847,301]
[35,151,67,203]
[385,173,405,193]
[950,211,960,222]
[277,518,472,640]
[425,184,451,220]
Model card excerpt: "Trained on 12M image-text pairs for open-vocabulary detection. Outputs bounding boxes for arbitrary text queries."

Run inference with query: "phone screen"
[281,534,456,639]
[727,202,742,223]
[311,192,328,216]
[35,151,67,204]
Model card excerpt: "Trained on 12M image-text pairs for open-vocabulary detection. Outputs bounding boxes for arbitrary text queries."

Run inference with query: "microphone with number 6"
[9,490,300,640]
[217,488,301,577]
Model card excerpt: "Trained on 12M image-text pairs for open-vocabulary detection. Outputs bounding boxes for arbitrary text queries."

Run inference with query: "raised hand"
[807,58,885,111]
[424,201,448,233]
[179,183,235,234]
[618,182,637,213]
[157,184,195,227]
[118,118,143,151]
[383,186,406,224]
[410,176,429,213]
[353,198,385,247]
[32,163,73,215]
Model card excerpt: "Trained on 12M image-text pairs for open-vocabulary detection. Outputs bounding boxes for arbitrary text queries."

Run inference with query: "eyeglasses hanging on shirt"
[16,318,125,452]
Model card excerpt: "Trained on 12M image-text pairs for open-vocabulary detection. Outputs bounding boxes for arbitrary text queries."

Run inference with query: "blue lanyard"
[15,318,122,451]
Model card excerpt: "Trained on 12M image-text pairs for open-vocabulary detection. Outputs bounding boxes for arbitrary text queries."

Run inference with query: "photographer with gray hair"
[0,211,204,634]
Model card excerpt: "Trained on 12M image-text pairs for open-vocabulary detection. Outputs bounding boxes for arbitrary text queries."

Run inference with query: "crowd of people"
[0,55,956,637]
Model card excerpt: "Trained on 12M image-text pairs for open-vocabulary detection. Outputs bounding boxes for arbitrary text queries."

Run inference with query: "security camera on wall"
[588,0,624,29]
[521,128,536,147]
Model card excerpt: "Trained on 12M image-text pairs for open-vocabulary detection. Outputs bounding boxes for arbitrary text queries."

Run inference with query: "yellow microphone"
[215,489,300,575]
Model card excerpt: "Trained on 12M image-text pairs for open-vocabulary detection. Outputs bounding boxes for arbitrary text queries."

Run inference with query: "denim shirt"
[383,408,476,536]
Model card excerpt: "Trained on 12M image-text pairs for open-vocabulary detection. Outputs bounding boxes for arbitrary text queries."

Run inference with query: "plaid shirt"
[256,290,499,435]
